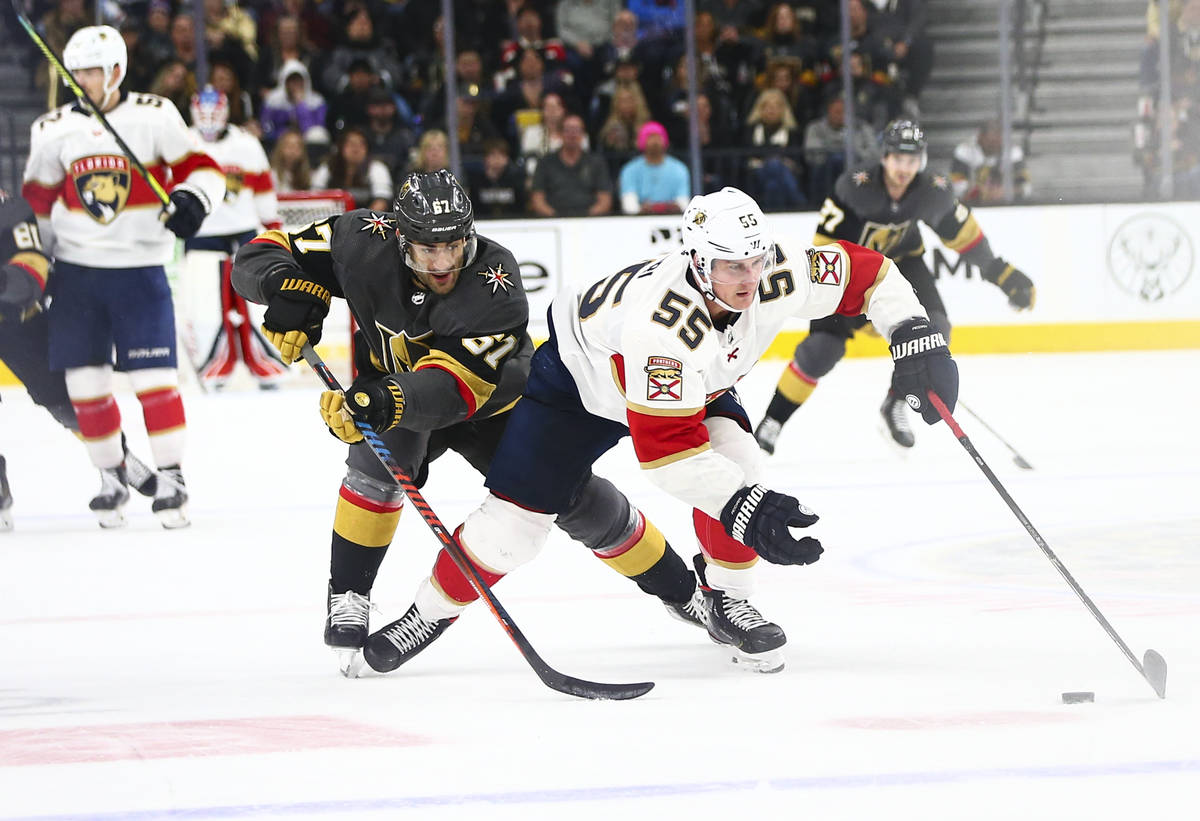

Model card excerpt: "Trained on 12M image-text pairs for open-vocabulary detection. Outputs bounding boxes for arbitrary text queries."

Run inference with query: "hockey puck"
[1061,691,1094,704]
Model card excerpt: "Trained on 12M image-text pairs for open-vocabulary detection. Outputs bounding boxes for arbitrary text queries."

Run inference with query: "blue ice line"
[10,759,1199,820]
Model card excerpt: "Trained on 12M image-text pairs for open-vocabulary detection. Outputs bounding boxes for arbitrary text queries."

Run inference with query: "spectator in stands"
[950,119,1032,203]
[496,4,572,91]
[120,19,159,93]
[326,57,379,134]
[557,0,622,63]
[821,0,900,127]
[260,60,330,147]
[203,0,258,61]
[144,0,175,58]
[870,0,935,115]
[618,121,691,214]
[429,84,504,160]
[590,54,645,133]
[592,10,654,111]
[744,87,807,211]
[319,6,402,98]
[311,126,393,211]
[598,83,653,152]
[529,114,613,217]
[803,91,877,202]
[269,128,313,193]
[468,138,528,218]
[760,2,822,65]
[626,0,684,39]
[199,4,256,97]
[1135,0,1200,196]
[38,0,90,96]
[520,92,579,176]
[362,87,415,178]
[700,0,766,33]
[664,89,734,153]
[406,129,451,175]
[418,48,490,125]
[258,15,314,94]
[210,59,256,131]
[403,13,450,123]
[763,56,819,133]
[149,58,194,118]
[492,47,574,148]
[169,13,202,98]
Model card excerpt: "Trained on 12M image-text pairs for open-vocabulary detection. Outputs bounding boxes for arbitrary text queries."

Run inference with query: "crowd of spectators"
[28,0,937,215]
[1135,0,1200,197]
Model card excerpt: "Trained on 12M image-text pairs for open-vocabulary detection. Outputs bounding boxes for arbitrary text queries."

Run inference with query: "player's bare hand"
[319,390,364,443]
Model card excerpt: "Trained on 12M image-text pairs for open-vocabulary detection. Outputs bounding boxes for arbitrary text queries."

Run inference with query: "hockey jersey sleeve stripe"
[942,213,984,252]
[243,170,274,193]
[169,151,223,183]
[638,443,711,469]
[20,181,62,217]
[414,351,497,417]
[8,254,49,290]
[626,399,705,418]
[833,241,887,316]
[627,406,710,465]
[249,230,292,250]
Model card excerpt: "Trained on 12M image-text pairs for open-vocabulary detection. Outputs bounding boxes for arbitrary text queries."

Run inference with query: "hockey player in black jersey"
[233,170,700,675]
[0,190,156,530]
[754,120,1036,453]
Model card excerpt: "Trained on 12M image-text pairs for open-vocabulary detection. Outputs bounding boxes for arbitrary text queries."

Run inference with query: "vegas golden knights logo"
[857,220,911,255]
[72,155,131,224]
[645,355,683,401]
[375,320,432,372]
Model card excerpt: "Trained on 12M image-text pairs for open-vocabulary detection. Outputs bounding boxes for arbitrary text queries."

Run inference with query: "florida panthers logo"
[72,155,130,224]
[805,248,842,285]
[645,355,683,401]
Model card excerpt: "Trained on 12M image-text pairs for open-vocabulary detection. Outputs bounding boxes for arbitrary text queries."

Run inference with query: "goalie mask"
[63,25,127,100]
[880,118,927,170]
[393,169,477,275]
[681,187,773,313]
[190,86,229,142]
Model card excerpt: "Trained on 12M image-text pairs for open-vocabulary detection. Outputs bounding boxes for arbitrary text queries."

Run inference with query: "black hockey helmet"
[879,118,927,170]
[393,169,477,268]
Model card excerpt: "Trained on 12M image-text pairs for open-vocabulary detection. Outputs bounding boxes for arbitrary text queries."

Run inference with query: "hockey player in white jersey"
[21,25,225,528]
[363,187,959,674]
[183,86,287,389]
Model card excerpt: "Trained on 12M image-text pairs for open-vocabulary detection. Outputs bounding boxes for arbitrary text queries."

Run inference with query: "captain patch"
[645,356,683,401]
[806,248,842,285]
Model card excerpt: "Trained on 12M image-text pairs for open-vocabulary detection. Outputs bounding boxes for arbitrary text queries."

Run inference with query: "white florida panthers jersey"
[22,91,225,267]
[549,239,926,518]
[190,124,281,238]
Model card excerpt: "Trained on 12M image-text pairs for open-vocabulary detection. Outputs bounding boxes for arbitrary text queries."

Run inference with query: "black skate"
[694,555,786,673]
[151,466,190,529]
[753,416,783,455]
[121,435,157,497]
[663,584,708,630]
[325,584,372,678]
[0,455,12,532]
[90,466,131,529]
[363,603,456,673]
[879,395,916,449]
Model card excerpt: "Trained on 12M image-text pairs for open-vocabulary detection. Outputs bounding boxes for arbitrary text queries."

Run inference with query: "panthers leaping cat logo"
[72,155,131,224]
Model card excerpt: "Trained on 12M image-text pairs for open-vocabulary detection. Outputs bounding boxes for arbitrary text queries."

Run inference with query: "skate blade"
[335,648,365,678]
[156,506,191,529]
[727,646,786,674]
[0,510,12,532]
[95,509,127,529]
[876,418,915,452]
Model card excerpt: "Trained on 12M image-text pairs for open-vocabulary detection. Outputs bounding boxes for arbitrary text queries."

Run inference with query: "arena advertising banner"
[481,201,1200,353]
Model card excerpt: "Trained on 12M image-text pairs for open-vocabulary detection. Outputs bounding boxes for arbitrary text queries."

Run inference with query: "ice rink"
[1,350,1197,820]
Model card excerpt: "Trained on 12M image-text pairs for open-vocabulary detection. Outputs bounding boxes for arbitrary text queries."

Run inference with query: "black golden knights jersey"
[814,164,999,267]
[0,193,52,318]
[233,209,532,427]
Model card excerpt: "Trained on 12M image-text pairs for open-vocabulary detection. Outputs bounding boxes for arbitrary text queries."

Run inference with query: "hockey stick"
[928,391,1167,699]
[959,401,1033,470]
[300,344,654,701]
[11,3,172,211]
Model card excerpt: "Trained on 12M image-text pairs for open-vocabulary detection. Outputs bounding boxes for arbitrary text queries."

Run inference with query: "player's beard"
[412,267,461,295]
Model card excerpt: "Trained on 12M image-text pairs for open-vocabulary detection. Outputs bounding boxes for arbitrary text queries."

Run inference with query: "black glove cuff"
[981,257,1011,285]
[889,318,948,362]
[720,484,767,544]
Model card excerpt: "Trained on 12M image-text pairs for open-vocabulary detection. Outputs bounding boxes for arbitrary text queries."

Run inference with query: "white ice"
[1,350,1197,821]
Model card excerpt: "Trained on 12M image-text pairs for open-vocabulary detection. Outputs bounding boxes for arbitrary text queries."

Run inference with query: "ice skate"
[121,435,157,498]
[695,557,786,673]
[325,585,372,678]
[0,456,13,532]
[753,416,782,455]
[151,466,190,529]
[363,603,456,673]
[663,584,708,630]
[879,394,916,449]
[90,466,130,529]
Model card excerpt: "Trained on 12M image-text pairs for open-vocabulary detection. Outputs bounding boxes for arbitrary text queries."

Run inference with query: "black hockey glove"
[261,266,332,364]
[719,484,823,566]
[162,186,209,239]
[0,263,40,321]
[345,374,406,433]
[983,258,1036,310]
[889,318,959,425]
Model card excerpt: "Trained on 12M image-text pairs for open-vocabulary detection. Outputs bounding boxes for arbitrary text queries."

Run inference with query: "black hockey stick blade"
[300,345,653,700]
[1142,649,1167,699]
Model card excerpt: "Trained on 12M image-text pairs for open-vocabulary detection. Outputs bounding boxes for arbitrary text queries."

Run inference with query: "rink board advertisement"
[3,202,1198,386]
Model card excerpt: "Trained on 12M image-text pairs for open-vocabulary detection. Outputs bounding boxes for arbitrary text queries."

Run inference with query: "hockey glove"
[261,267,332,364]
[319,390,364,443]
[0,264,41,321]
[162,186,209,239]
[719,484,823,566]
[889,317,959,425]
[345,374,406,433]
[983,258,1036,310]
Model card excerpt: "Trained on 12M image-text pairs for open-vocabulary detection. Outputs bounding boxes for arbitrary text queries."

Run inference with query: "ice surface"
[1,351,1197,820]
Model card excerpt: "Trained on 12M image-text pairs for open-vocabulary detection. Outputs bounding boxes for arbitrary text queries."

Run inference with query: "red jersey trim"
[834,241,886,316]
[416,362,478,418]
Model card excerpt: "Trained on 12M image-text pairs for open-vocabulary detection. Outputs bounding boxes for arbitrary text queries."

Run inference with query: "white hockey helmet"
[63,25,127,99]
[680,187,773,312]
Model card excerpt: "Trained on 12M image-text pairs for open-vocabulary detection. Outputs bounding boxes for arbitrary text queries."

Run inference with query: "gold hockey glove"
[319,390,364,443]
[262,268,332,364]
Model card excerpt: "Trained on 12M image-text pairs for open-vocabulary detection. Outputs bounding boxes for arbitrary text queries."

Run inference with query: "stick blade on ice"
[1142,649,1167,699]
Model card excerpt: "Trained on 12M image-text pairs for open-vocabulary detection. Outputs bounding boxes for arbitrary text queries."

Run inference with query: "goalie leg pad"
[459,494,554,574]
